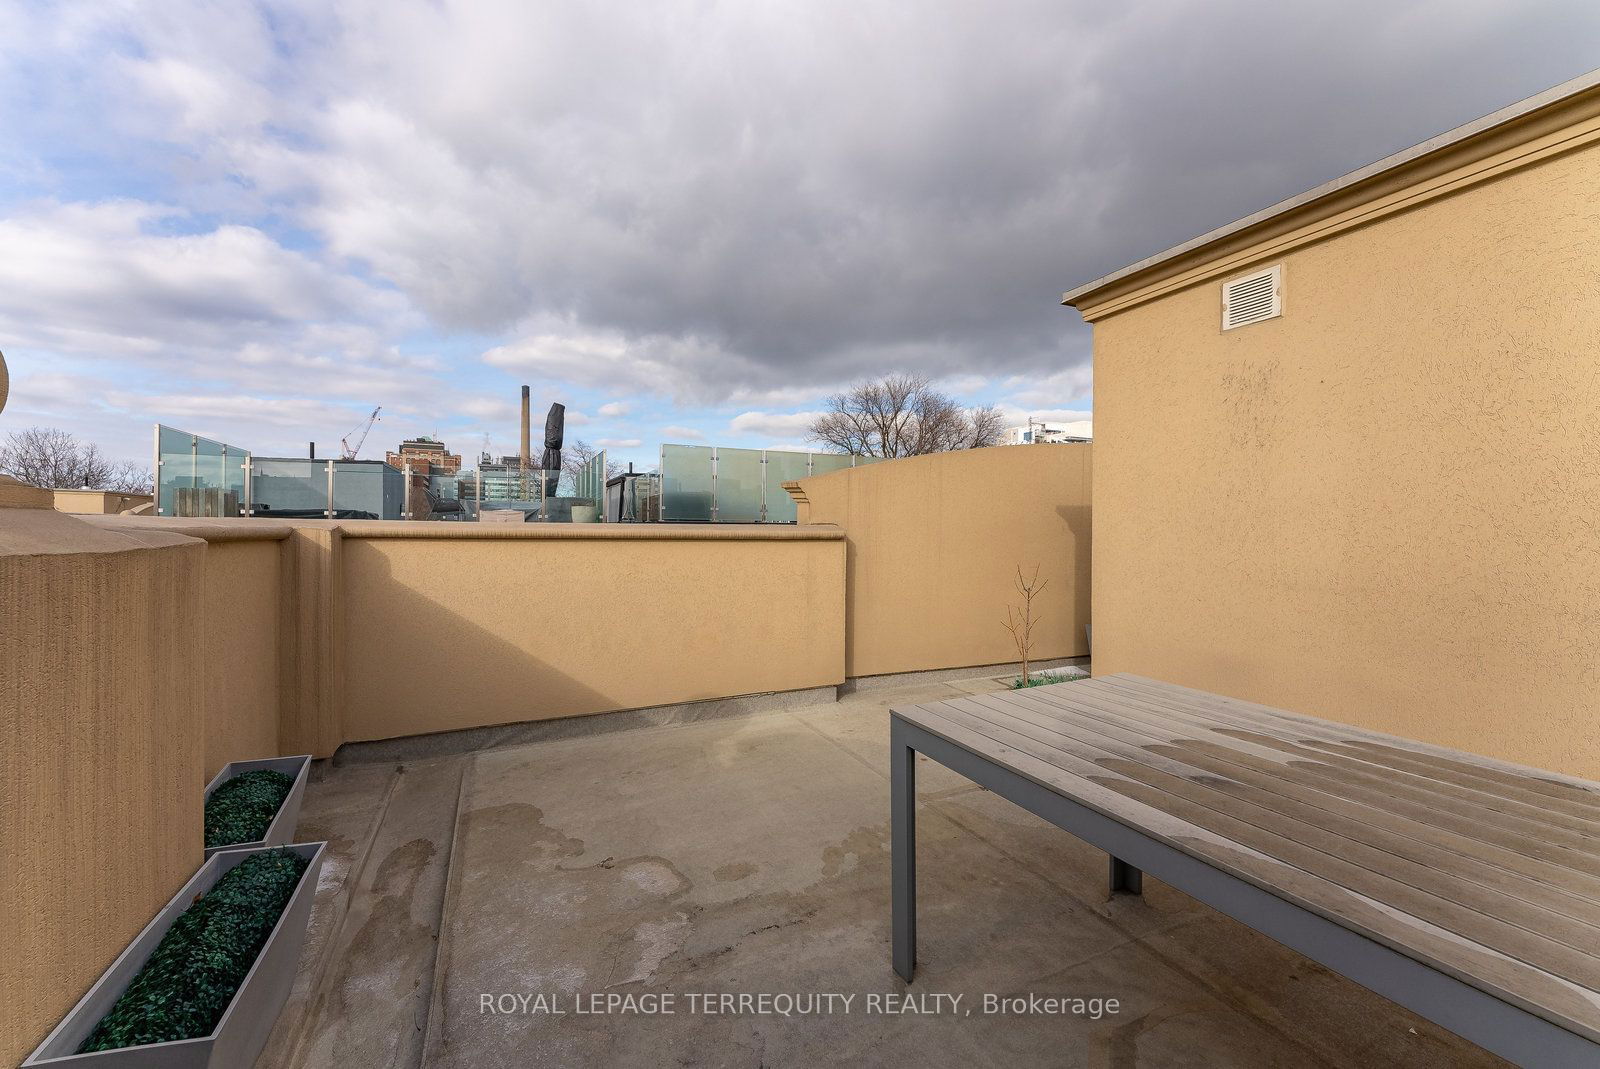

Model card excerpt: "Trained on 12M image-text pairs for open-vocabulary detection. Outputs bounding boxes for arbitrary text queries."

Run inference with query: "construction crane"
[340,406,381,460]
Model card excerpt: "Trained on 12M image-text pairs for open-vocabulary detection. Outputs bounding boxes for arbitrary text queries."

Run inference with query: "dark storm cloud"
[5,0,1599,404]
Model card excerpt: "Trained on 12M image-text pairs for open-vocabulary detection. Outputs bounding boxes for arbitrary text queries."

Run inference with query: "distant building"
[1004,421,1092,445]
[385,437,461,476]
[475,453,557,502]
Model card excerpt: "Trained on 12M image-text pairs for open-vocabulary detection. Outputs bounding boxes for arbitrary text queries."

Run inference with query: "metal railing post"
[152,424,163,514]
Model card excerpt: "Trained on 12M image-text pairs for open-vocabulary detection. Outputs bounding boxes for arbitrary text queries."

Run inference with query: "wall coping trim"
[82,516,295,542]
[337,521,845,541]
[82,515,845,543]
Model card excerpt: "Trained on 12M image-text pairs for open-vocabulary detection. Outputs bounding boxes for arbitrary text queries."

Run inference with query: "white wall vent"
[1221,265,1282,330]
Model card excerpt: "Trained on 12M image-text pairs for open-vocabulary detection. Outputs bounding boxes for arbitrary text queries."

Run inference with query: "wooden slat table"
[890,674,1600,1067]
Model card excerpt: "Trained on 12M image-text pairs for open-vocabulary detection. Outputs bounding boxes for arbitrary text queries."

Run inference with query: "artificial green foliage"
[204,769,295,848]
[1011,674,1087,689]
[79,849,309,1052]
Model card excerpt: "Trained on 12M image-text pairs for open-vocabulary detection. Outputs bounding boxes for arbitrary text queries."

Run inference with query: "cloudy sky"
[1,1,1596,472]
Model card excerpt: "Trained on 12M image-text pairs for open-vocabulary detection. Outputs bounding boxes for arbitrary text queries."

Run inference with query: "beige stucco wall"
[202,538,282,776]
[340,526,846,741]
[796,447,1091,677]
[1089,137,1600,777]
[0,510,871,1059]
[1,508,205,1067]
[53,489,154,514]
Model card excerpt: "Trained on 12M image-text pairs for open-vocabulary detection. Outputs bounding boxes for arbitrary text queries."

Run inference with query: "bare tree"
[1001,564,1049,685]
[808,374,1004,458]
[560,437,624,495]
[103,458,155,494]
[0,426,152,493]
[965,403,1005,449]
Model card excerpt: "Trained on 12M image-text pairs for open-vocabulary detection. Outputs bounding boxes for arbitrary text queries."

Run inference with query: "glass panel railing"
[250,458,330,518]
[573,449,606,516]
[332,461,403,519]
[713,446,763,522]
[762,450,810,523]
[661,444,713,521]
[155,424,250,516]
[155,424,190,516]
[423,471,473,520]
[627,473,660,522]
[807,452,854,478]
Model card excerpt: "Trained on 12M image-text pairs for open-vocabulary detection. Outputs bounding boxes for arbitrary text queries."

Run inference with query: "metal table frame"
[890,712,1599,1068]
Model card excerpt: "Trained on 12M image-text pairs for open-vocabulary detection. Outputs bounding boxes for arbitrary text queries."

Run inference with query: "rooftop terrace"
[254,673,1502,1069]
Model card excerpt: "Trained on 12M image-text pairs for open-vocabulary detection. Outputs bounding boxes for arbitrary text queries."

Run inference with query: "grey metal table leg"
[1110,855,1143,895]
[892,717,916,981]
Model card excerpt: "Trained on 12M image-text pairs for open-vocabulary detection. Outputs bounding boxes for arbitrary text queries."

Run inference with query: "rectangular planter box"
[23,841,327,1069]
[203,755,312,859]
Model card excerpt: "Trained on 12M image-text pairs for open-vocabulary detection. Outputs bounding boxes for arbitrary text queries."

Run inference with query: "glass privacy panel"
[661,444,714,521]
[155,424,250,516]
[762,450,811,523]
[332,462,403,519]
[155,424,191,515]
[222,450,248,514]
[808,452,854,478]
[414,472,468,520]
[250,458,330,517]
[573,449,606,512]
[713,447,763,522]
[630,473,660,522]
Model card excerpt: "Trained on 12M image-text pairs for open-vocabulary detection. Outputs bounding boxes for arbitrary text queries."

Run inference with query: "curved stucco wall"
[795,445,1092,677]
[1,509,205,1067]
[1090,137,1600,777]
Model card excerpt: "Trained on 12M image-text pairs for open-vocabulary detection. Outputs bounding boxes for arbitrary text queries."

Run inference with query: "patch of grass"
[205,769,295,848]
[80,848,309,1052]
[1011,674,1087,689]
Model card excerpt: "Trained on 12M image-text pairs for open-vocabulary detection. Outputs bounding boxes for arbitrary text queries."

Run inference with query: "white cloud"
[4,0,1597,455]
[596,437,641,449]
[660,424,704,440]
[0,201,413,362]
[457,397,518,422]
[597,401,630,418]
[999,407,1093,426]
[481,323,774,403]
[729,410,822,440]
[997,366,1095,410]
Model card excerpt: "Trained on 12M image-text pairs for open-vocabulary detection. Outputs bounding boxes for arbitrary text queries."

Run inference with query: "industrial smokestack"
[520,385,531,467]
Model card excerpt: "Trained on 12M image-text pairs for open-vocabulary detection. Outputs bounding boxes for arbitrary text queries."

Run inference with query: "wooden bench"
[890,674,1600,1067]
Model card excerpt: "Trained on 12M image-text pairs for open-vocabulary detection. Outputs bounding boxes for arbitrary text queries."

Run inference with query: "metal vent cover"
[1222,265,1282,330]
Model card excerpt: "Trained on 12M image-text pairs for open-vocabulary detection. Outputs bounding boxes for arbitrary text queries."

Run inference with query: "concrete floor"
[258,674,1508,1069]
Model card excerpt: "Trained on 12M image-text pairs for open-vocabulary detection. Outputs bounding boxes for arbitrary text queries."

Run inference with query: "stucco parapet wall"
[80,514,843,543]
[82,514,295,542]
[326,520,845,542]
[1062,68,1600,320]
[2,507,200,556]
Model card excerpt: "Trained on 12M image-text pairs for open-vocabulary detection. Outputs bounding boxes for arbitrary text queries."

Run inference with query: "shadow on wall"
[337,534,845,744]
[1059,503,1092,645]
[796,444,1093,677]
[343,545,617,743]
